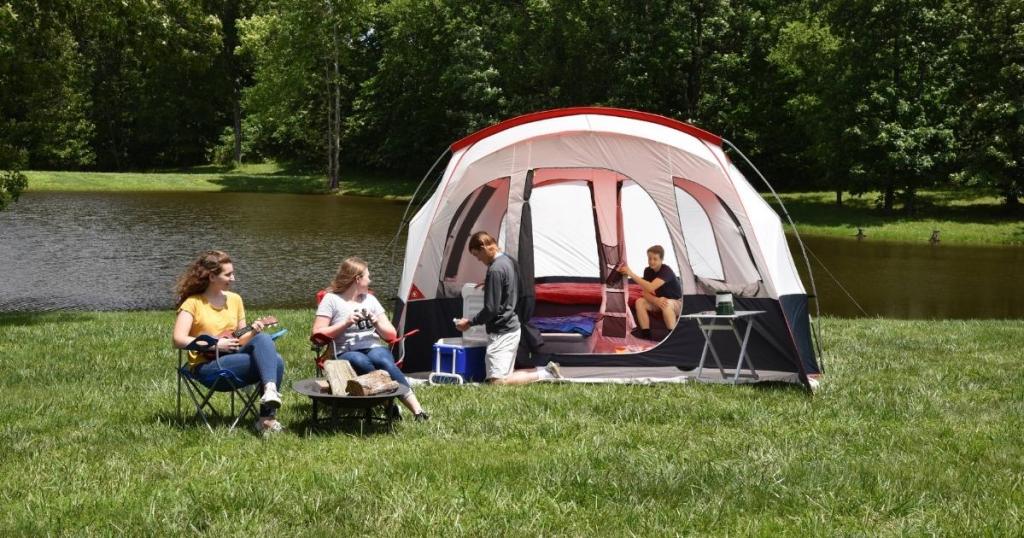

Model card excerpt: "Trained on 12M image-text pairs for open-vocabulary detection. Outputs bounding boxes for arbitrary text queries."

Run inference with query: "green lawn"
[1,310,1021,535]
[776,190,1024,246]
[24,162,419,199]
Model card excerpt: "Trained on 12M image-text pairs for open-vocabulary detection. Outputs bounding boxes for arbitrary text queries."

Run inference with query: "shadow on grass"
[207,174,329,194]
[150,409,263,437]
[157,164,234,175]
[156,161,321,177]
[0,311,97,327]
[745,380,813,395]
[1012,224,1024,243]
[290,401,401,438]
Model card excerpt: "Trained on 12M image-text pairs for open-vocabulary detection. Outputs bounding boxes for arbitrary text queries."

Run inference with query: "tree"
[345,0,503,172]
[240,0,368,188]
[831,0,957,214]
[953,1,1024,210]
[0,142,27,211]
[769,15,853,203]
[768,0,957,212]
[0,1,95,170]
[204,0,258,165]
[66,0,227,169]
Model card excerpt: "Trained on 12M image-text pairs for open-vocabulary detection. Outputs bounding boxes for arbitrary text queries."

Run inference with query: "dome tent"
[392,107,822,387]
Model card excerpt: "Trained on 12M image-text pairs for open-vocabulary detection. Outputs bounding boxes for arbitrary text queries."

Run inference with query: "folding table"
[681,310,764,383]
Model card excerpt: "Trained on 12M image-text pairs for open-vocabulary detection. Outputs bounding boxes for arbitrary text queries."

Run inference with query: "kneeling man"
[455,231,562,384]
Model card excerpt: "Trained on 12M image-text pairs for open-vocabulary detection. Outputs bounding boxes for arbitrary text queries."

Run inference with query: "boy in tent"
[455,231,563,384]
[618,245,683,339]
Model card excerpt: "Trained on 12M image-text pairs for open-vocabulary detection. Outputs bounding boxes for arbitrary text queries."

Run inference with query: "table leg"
[741,319,759,380]
[695,322,711,379]
[729,319,759,382]
[705,328,728,379]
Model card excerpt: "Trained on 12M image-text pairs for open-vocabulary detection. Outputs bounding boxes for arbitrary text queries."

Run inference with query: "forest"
[1,0,1021,212]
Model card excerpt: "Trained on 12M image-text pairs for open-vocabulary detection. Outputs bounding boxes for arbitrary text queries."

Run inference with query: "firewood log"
[346,370,399,396]
[323,360,358,395]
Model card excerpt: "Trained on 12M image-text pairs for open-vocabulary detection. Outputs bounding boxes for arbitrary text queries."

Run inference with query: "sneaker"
[630,327,653,340]
[260,387,282,409]
[255,418,284,436]
[414,411,430,422]
[544,361,564,379]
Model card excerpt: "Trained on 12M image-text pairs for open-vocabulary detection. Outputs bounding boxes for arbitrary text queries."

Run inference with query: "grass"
[24,162,419,199]
[776,190,1024,246]
[1,309,1021,535]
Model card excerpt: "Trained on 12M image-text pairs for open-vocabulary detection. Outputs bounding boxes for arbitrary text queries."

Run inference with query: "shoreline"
[22,168,1024,246]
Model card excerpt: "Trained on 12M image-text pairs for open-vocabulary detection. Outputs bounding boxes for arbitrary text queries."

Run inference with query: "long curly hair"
[175,250,232,307]
[327,257,368,294]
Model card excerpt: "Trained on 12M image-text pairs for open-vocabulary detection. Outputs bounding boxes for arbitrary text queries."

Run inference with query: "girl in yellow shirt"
[172,250,286,435]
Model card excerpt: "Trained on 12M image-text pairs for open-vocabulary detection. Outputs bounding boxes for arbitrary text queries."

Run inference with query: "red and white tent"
[393,107,821,386]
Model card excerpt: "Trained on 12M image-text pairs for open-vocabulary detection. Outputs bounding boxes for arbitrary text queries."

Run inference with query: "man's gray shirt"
[469,253,520,334]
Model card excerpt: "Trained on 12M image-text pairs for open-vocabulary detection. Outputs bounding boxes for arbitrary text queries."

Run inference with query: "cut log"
[323,360,358,395]
[346,370,399,396]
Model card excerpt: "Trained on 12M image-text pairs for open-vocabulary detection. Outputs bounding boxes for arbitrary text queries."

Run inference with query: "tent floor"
[408,366,800,385]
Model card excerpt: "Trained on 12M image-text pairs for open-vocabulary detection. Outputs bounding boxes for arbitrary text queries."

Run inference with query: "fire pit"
[292,378,409,432]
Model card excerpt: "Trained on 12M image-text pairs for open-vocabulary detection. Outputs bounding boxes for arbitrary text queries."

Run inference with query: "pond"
[0,191,409,312]
[1,191,1022,319]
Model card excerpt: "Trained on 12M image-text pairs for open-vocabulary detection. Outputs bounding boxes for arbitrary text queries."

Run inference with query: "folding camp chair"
[310,332,338,376]
[176,330,287,432]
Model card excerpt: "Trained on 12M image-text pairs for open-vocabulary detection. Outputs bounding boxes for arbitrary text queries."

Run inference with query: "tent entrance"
[527,168,687,355]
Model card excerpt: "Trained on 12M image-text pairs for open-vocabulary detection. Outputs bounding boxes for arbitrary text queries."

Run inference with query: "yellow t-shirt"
[178,292,246,367]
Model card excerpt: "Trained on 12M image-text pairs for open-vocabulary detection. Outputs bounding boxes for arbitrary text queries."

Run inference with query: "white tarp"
[531,181,599,278]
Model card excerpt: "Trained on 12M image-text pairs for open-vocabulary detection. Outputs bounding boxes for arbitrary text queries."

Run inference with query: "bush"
[0,144,28,211]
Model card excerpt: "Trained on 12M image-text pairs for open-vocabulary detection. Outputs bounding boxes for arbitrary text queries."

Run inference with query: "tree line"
[1,0,1021,212]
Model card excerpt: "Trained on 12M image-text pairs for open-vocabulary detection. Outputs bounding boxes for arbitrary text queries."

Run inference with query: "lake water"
[1,191,1022,319]
[0,191,409,312]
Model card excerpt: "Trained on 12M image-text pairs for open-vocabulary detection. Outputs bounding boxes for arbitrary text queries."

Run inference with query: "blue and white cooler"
[430,337,487,384]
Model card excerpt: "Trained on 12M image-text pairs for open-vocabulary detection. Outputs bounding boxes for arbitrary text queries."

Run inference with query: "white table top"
[681,310,765,320]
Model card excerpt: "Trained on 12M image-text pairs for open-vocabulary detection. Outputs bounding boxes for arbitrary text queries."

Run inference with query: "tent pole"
[386,148,452,273]
[721,139,825,363]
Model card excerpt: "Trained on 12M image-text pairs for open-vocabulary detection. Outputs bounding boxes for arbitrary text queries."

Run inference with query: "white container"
[461,283,489,344]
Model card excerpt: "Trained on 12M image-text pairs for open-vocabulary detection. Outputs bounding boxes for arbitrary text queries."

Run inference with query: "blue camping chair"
[176,330,288,432]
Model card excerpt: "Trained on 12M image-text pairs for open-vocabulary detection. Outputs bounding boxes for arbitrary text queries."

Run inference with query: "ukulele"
[189,315,279,359]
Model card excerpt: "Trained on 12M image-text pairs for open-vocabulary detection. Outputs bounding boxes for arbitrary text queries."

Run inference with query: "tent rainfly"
[392,107,822,387]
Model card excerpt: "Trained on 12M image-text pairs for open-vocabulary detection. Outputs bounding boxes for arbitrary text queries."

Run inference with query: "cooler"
[430,337,487,384]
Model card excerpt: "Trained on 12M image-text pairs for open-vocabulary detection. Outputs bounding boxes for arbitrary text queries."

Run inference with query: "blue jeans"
[195,332,285,418]
[337,347,409,387]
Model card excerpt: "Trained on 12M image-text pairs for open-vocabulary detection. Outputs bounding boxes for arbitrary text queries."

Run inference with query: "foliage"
[0,0,95,170]
[769,0,959,212]
[344,0,503,171]
[0,141,27,211]
[0,161,27,212]
[0,0,246,171]
[1,0,1023,205]
[952,0,1024,210]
